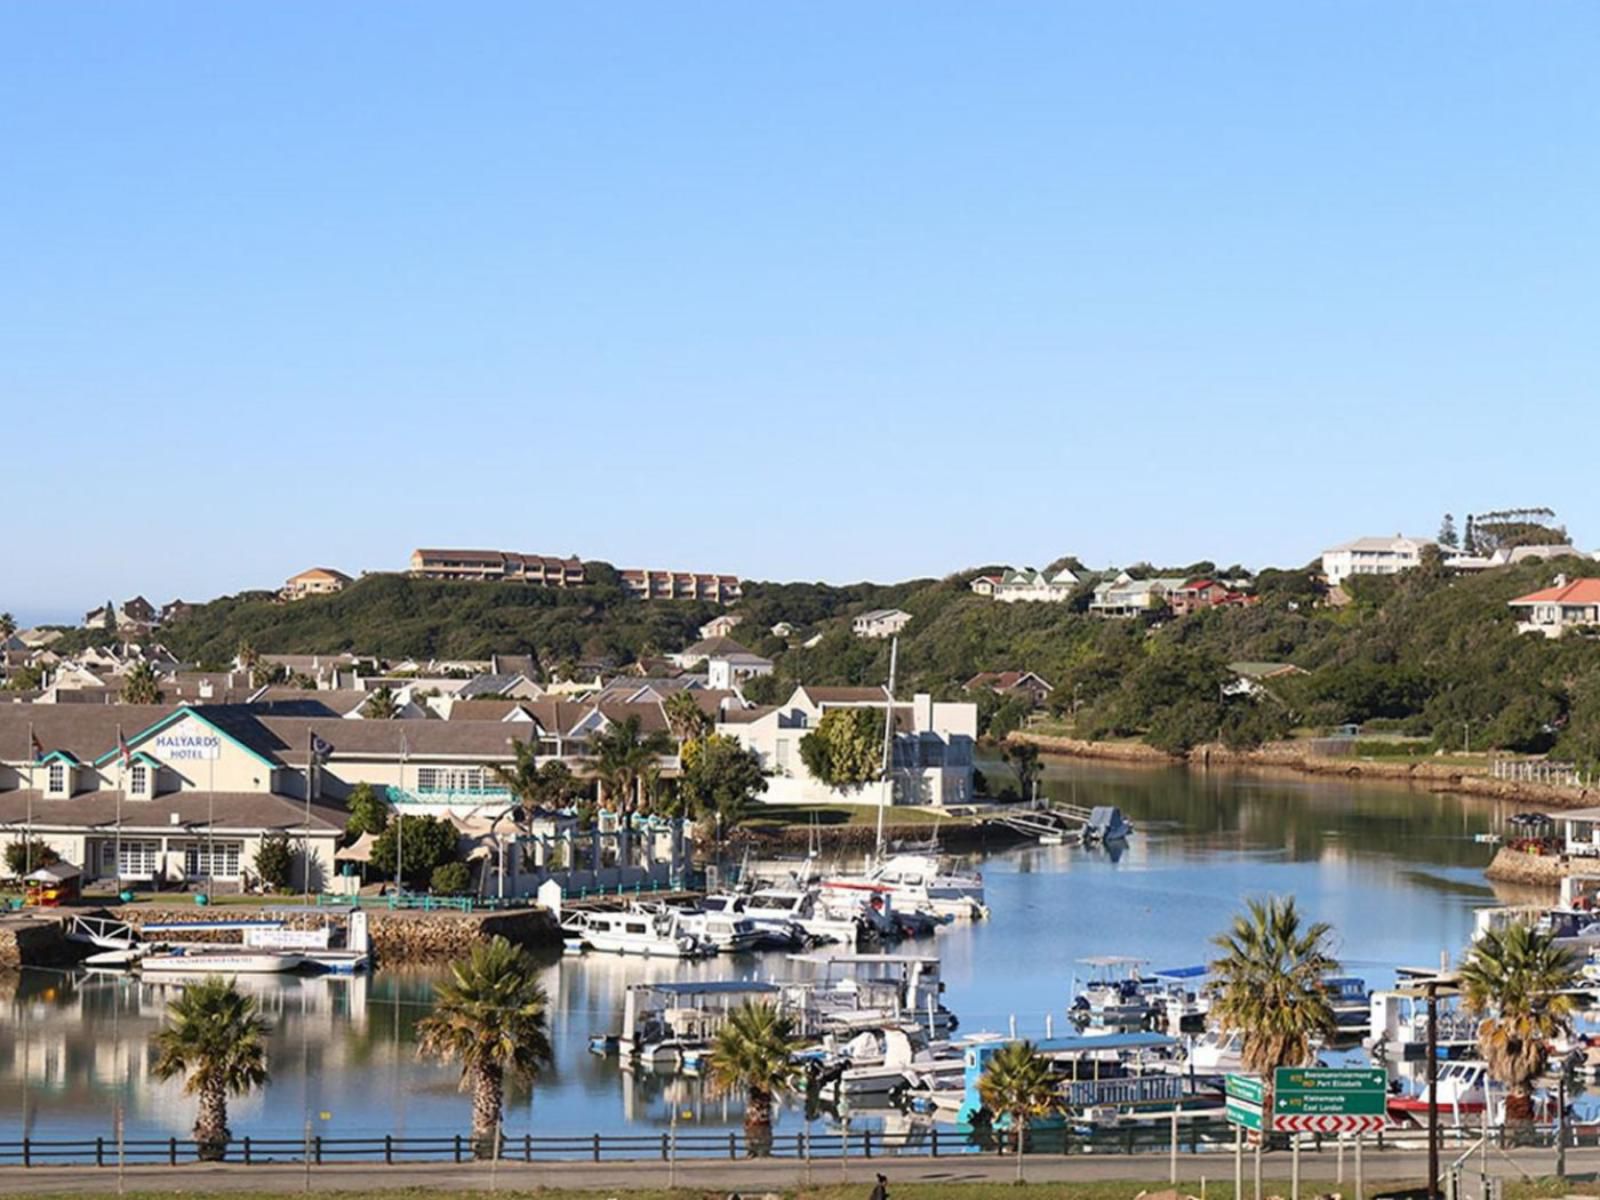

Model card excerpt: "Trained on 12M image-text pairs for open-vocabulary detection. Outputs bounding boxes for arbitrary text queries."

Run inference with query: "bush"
[254,834,292,890]
[4,839,59,878]
[430,861,472,895]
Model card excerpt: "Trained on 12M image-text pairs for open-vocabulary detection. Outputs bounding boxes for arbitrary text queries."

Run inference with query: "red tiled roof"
[1510,578,1600,605]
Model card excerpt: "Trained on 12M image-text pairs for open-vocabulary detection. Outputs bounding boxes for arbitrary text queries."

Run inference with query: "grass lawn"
[743,803,976,830]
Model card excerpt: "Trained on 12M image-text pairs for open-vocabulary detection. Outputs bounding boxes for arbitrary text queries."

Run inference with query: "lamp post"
[1393,970,1462,1200]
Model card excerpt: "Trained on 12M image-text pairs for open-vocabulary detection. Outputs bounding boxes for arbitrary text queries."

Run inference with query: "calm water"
[1,760,1528,1142]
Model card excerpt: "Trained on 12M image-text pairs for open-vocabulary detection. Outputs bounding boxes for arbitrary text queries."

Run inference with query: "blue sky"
[3,3,1596,623]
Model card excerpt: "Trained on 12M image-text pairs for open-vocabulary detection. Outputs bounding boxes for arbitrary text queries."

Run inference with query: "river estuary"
[1,759,1530,1143]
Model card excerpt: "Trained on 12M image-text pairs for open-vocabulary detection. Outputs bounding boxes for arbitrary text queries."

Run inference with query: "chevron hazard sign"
[1272,1114,1387,1134]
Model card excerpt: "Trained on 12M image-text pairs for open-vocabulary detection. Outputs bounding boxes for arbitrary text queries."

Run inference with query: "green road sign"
[1225,1097,1267,1131]
[1273,1067,1387,1117]
[1226,1074,1265,1104]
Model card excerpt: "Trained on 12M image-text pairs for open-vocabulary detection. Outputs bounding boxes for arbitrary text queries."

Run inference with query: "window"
[415,766,494,794]
[117,840,160,879]
[129,764,149,797]
[184,841,242,879]
[47,763,67,795]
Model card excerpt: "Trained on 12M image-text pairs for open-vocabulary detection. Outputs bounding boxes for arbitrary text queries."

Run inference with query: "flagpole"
[304,731,315,904]
[396,734,406,898]
[115,725,124,894]
[25,724,34,878]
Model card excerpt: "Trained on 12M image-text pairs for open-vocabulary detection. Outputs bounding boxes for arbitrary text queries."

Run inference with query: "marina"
[0,759,1572,1145]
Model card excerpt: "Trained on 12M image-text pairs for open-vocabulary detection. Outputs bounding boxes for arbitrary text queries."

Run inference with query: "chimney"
[912,692,933,733]
[1555,573,1569,588]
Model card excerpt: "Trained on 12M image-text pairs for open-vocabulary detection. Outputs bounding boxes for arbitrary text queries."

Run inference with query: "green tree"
[120,661,164,705]
[4,838,58,877]
[344,782,390,838]
[431,861,472,895]
[1208,897,1338,1077]
[677,734,768,826]
[416,937,553,1157]
[706,1000,802,1153]
[1438,512,1459,549]
[589,715,674,814]
[251,659,283,688]
[977,1040,1061,1179]
[150,977,271,1161]
[0,612,15,640]
[363,686,400,720]
[797,707,883,788]
[370,814,460,887]
[3,664,42,692]
[488,742,585,821]
[253,834,292,889]
[1459,922,1580,1128]
[1000,740,1041,800]
[235,639,258,673]
[102,599,116,635]
[663,690,712,743]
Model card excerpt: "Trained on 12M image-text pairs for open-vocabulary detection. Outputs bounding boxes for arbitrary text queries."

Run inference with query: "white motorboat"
[740,885,860,946]
[1072,956,1152,1027]
[562,906,714,958]
[822,854,986,921]
[668,905,763,954]
[698,893,809,948]
[139,948,308,975]
[1323,974,1372,1030]
[1184,1028,1247,1075]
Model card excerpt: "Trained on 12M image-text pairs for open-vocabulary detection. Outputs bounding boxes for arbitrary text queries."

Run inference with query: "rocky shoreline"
[1013,732,1600,811]
[1482,846,1565,888]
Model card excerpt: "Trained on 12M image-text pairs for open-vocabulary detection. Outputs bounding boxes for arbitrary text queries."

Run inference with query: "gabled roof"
[677,636,752,659]
[1509,578,1600,606]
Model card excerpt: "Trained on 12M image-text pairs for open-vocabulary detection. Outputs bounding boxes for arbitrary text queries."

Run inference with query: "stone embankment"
[1482,846,1565,888]
[106,904,563,964]
[0,913,74,970]
[1014,732,1600,810]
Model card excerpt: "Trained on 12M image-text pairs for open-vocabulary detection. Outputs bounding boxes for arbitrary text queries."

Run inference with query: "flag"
[117,727,131,768]
[309,731,333,763]
[29,727,43,762]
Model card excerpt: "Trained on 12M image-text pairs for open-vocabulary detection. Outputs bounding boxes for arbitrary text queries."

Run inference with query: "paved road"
[0,1143,1590,1195]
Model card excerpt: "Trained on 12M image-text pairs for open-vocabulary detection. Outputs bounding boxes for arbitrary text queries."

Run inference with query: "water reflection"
[1,759,1518,1141]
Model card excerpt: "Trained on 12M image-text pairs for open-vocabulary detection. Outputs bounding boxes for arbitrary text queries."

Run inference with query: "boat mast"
[875,635,899,862]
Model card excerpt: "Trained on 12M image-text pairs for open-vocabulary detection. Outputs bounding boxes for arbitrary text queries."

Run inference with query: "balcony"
[386,784,513,807]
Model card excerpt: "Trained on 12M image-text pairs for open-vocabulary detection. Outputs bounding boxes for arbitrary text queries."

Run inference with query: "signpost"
[1226,1074,1268,1132]
[1272,1067,1387,1133]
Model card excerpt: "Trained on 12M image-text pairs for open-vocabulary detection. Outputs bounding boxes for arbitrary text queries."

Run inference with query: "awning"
[334,832,378,863]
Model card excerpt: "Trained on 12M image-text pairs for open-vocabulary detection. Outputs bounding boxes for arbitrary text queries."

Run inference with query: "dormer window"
[130,762,150,799]
[47,762,67,795]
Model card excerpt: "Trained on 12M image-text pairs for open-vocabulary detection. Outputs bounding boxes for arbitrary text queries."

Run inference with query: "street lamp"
[1393,970,1462,1200]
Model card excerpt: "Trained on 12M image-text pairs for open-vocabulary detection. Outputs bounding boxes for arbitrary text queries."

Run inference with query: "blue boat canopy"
[1153,965,1209,979]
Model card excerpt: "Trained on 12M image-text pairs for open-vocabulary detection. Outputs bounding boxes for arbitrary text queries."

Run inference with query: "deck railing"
[0,1120,1584,1167]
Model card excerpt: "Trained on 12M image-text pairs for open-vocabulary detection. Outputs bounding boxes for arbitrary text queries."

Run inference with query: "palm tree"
[1208,897,1339,1079]
[977,1040,1061,1180]
[363,686,400,720]
[416,936,553,1157]
[235,640,259,674]
[589,715,674,814]
[0,612,15,641]
[487,741,583,825]
[150,976,271,1161]
[663,690,711,744]
[706,1000,802,1153]
[120,661,164,705]
[1459,921,1580,1127]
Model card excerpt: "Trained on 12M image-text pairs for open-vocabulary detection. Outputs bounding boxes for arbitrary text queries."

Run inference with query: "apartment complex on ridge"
[619,569,742,604]
[410,548,587,586]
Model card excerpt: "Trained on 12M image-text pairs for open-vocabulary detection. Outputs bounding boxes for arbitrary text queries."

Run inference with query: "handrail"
[0,1119,1581,1167]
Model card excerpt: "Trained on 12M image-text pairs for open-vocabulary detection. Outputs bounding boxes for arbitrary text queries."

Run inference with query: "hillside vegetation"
[123,554,1600,766]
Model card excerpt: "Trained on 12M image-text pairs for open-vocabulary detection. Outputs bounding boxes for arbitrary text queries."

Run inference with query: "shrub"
[430,861,472,895]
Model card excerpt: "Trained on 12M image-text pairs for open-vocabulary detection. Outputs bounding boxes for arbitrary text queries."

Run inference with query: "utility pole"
[874,635,899,862]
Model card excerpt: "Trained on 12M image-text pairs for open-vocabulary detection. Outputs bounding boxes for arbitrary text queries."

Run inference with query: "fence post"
[454,1134,464,1164]
[384,1134,393,1165]
[244,1136,252,1165]
[22,1137,28,1168]
[170,1137,178,1166]
[593,1133,601,1163]
[864,1129,872,1157]
[661,1133,669,1161]
[97,1137,105,1168]
[524,1133,532,1163]
[931,1126,939,1158]
[314,1136,323,1165]
[729,1131,737,1160]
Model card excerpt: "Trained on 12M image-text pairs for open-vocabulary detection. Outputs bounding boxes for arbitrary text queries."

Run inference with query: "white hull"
[140,951,307,975]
